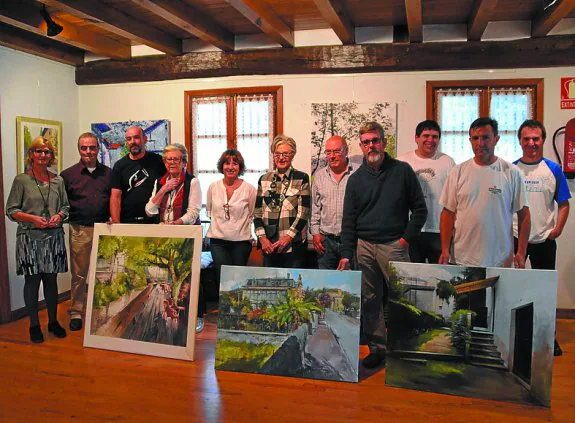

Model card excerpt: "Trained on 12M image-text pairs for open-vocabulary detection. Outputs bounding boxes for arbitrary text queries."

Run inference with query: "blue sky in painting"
[220,266,361,295]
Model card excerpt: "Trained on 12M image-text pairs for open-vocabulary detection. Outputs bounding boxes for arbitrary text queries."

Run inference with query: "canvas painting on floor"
[84,223,202,361]
[91,119,170,168]
[385,262,557,407]
[310,102,397,177]
[215,266,362,383]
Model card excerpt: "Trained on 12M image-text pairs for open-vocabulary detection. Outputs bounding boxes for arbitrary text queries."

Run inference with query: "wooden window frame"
[426,78,544,122]
[184,86,283,173]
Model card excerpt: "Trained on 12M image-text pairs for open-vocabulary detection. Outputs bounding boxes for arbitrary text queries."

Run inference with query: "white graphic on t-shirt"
[127,168,149,192]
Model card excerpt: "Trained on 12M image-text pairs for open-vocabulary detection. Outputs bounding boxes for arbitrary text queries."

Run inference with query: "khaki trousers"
[68,224,94,319]
[357,238,410,352]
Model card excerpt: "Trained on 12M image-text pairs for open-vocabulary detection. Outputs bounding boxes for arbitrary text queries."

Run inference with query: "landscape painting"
[310,102,397,176]
[91,119,170,168]
[84,223,202,361]
[215,266,362,383]
[386,262,557,407]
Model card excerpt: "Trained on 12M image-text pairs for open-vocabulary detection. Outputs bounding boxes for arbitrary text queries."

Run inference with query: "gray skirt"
[15,229,68,276]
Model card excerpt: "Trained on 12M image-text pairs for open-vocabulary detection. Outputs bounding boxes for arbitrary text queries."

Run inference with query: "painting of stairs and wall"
[385,262,557,407]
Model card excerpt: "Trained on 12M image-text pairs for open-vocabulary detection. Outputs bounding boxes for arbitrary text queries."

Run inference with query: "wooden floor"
[0,303,574,422]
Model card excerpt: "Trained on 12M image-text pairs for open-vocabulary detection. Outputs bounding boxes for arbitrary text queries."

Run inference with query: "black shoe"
[48,321,67,338]
[69,318,83,331]
[363,351,386,369]
[29,325,44,344]
[554,340,563,357]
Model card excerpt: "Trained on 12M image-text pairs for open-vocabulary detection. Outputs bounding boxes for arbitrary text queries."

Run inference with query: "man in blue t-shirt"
[513,119,571,356]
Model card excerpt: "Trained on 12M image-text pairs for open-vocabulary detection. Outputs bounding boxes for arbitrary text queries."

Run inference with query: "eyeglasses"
[273,152,293,159]
[223,203,230,220]
[34,149,52,155]
[80,145,98,151]
[165,157,183,163]
[360,138,383,147]
[324,149,343,156]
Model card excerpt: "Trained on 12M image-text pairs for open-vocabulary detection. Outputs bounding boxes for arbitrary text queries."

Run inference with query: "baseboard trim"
[10,290,71,321]
[557,308,575,319]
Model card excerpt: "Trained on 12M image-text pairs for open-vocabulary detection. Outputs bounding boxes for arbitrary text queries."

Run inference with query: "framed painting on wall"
[91,119,170,168]
[16,116,63,174]
[84,223,203,361]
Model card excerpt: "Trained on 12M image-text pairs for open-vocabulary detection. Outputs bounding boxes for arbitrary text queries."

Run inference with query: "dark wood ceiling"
[1,0,574,66]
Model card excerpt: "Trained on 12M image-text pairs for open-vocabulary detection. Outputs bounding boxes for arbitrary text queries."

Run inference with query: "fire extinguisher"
[553,117,575,179]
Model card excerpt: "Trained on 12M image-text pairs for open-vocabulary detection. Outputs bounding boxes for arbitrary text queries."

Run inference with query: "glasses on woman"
[223,202,230,220]
[34,149,52,155]
[273,152,292,159]
[165,157,182,163]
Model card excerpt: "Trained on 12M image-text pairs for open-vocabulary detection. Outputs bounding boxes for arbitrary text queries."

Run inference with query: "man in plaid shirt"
[254,135,311,268]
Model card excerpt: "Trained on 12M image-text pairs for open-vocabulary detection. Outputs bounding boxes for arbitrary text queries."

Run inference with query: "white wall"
[78,66,575,309]
[1,46,78,311]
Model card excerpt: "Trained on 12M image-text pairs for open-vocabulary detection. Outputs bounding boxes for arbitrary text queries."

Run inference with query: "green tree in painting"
[263,291,322,332]
[436,280,457,304]
[387,264,407,302]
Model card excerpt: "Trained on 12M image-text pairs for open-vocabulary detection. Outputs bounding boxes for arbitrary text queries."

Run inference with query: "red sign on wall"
[561,77,575,109]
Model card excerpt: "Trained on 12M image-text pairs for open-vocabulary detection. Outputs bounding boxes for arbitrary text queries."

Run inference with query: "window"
[427,79,543,164]
[184,86,283,219]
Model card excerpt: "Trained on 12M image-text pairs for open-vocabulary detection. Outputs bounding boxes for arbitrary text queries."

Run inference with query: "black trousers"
[409,232,442,264]
[24,273,59,326]
[263,241,306,269]
[514,237,557,270]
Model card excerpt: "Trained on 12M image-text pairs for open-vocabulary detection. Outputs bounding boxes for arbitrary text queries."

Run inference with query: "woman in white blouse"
[207,149,257,280]
[145,143,201,225]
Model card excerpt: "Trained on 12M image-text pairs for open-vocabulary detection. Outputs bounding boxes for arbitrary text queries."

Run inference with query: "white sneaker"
[195,317,205,333]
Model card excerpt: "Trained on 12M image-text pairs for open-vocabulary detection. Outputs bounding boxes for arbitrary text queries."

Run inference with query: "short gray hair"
[271,134,297,154]
[163,143,188,163]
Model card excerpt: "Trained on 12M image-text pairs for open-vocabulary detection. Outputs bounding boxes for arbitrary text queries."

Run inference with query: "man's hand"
[438,252,450,265]
[514,253,526,269]
[273,235,292,254]
[312,234,326,255]
[337,258,351,271]
[398,238,409,248]
[547,227,562,240]
[259,236,275,255]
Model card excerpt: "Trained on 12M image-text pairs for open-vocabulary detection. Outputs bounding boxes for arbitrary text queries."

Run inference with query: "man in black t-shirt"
[110,126,166,223]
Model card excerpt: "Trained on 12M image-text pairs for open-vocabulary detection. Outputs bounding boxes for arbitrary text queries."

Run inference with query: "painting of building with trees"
[310,102,397,177]
[215,266,362,382]
[386,262,557,407]
[84,224,202,361]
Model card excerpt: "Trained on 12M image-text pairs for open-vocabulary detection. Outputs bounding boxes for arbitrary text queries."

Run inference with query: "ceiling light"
[41,6,63,37]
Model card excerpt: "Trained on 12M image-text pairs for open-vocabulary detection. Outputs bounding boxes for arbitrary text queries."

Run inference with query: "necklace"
[31,167,51,219]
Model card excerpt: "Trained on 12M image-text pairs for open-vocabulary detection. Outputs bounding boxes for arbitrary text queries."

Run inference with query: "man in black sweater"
[337,121,427,368]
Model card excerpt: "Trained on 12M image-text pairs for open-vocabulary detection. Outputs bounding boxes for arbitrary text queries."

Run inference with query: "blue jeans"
[317,235,344,270]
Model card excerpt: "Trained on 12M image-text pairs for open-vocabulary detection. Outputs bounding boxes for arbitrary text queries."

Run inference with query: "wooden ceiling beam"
[36,0,182,55]
[0,0,130,59]
[532,0,575,37]
[226,0,294,47]
[126,0,234,51]
[0,22,84,66]
[76,35,575,85]
[467,0,499,41]
[312,0,354,45]
[404,0,423,43]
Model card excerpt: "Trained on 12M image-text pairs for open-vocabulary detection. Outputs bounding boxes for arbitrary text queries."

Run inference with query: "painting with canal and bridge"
[385,262,557,407]
[83,224,203,361]
[215,266,362,383]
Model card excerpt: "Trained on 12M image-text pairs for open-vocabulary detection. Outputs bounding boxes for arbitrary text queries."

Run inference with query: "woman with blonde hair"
[254,135,311,268]
[6,136,69,343]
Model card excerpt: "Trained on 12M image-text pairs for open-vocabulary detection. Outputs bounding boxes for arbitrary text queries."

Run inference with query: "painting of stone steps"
[385,262,557,407]
[215,266,362,383]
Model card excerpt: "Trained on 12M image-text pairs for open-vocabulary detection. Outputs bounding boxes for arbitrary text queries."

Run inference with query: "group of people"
[7,118,569,368]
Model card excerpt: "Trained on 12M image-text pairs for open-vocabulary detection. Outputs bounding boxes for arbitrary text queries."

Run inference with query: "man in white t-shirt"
[398,120,455,263]
[439,117,531,268]
[513,119,570,356]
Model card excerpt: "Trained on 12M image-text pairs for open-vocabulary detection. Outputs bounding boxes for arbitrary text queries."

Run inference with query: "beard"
[366,150,382,165]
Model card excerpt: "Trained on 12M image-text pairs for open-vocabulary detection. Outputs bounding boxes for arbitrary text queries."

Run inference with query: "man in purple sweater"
[338,122,427,368]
